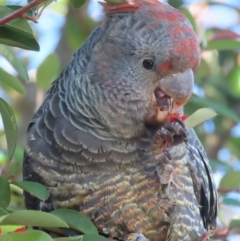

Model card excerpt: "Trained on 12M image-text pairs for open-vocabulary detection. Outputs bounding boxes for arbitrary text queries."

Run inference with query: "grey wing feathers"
[186,128,217,231]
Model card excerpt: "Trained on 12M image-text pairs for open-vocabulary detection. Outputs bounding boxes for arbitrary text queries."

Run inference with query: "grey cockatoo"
[23,1,217,241]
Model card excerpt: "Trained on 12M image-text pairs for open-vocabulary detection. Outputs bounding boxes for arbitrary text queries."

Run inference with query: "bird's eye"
[142,59,154,70]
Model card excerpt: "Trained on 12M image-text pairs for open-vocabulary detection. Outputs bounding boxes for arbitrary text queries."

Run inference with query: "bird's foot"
[123,233,149,241]
[160,117,188,151]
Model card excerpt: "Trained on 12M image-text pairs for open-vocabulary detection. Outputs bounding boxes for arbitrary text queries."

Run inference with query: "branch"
[0,0,47,26]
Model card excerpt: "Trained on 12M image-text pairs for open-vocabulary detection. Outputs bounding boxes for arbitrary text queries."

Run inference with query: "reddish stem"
[0,0,46,26]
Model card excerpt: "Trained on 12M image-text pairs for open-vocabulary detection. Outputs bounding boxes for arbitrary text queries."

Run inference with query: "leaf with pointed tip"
[229,219,240,230]
[0,230,53,241]
[190,95,240,123]
[204,39,240,51]
[180,7,197,33]
[0,208,9,217]
[36,53,60,90]
[219,171,240,189]
[0,98,17,160]
[0,210,69,228]
[0,176,11,208]
[82,234,108,241]
[11,181,49,201]
[105,0,127,4]
[0,6,39,51]
[51,209,98,234]
[0,68,26,95]
[0,44,29,82]
[70,0,87,9]
[184,108,218,129]
[53,237,83,241]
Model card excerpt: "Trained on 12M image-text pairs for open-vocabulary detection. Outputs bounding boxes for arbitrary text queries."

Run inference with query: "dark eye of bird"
[143,59,154,70]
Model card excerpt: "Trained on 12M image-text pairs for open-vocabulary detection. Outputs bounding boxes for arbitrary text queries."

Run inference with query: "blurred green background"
[0,0,240,240]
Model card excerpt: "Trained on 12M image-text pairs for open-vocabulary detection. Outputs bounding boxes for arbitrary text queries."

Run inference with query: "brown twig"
[0,0,47,26]
[212,227,229,240]
[218,188,240,194]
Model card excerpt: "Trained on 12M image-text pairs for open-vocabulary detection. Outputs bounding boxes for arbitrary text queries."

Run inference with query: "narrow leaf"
[0,44,29,82]
[36,53,60,90]
[51,209,98,234]
[0,225,26,235]
[0,98,17,160]
[219,171,240,189]
[0,6,39,51]
[180,7,197,33]
[184,108,218,129]
[82,234,108,241]
[0,68,26,95]
[0,230,53,241]
[0,208,9,217]
[6,5,34,16]
[190,95,240,123]
[229,219,240,230]
[53,237,83,241]
[11,181,49,201]
[104,0,126,3]
[0,210,69,228]
[0,176,11,208]
[70,0,87,9]
[222,197,240,207]
[204,39,240,51]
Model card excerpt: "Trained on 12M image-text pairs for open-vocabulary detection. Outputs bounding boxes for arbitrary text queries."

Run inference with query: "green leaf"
[227,66,240,98]
[10,181,49,201]
[222,197,240,206]
[0,6,39,51]
[0,208,9,217]
[0,98,17,160]
[209,159,232,173]
[0,68,26,95]
[82,234,108,241]
[70,0,87,9]
[0,176,11,208]
[0,44,29,82]
[53,237,83,241]
[184,108,218,129]
[5,5,33,16]
[0,230,53,241]
[36,53,60,90]
[0,210,69,228]
[196,59,210,80]
[0,225,26,235]
[180,8,197,33]
[190,95,240,123]
[51,209,98,234]
[229,219,240,230]
[104,0,126,4]
[219,171,240,189]
[204,39,240,51]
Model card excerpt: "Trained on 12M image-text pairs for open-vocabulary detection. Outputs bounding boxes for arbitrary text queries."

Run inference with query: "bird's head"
[85,0,200,138]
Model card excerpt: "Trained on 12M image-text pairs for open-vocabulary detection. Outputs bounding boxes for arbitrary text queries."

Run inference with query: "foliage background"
[0,0,240,240]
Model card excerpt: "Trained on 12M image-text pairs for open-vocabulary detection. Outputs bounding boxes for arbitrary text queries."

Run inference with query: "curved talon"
[159,120,188,150]
[172,117,186,129]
